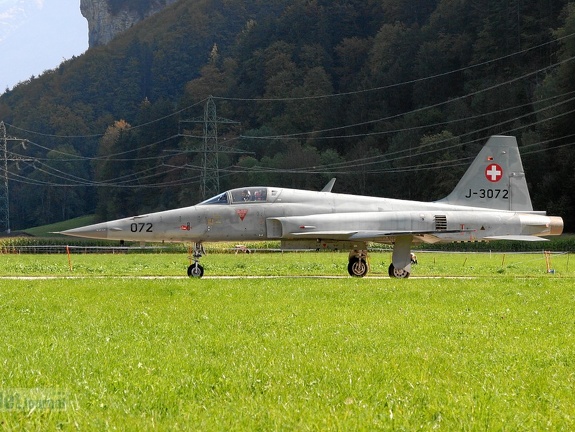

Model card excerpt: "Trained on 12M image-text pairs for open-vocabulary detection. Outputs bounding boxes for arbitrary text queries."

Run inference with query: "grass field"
[0,249,572,277]
[0,252,573,430]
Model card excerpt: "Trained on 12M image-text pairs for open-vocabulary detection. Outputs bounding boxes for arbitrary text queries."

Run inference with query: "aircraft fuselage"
[62,187,562,245]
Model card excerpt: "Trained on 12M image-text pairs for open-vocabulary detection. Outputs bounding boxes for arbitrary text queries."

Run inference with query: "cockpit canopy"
[199,187,269,205]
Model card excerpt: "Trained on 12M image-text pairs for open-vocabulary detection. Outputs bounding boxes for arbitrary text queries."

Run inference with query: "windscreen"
[199,192,229,205]
[230,188,268,203]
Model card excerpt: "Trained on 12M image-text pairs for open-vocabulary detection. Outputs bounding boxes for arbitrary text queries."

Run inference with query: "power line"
[2,31,575,194]
[217,31,575,103]
[5,31,575,143]
[239,55,575,142]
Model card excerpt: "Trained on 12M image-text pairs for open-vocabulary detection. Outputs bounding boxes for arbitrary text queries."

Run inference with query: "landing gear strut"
[388,235,413,278]
[187,242,205,278]
[348,250,369,277]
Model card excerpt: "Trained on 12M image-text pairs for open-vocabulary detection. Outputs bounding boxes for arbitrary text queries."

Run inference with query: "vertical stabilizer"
[437,136,533,211]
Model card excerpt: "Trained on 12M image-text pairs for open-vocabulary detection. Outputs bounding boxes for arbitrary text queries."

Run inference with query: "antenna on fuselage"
[321,178,336,193]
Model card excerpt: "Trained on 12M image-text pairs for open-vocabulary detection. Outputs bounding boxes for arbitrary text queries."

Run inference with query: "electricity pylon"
[180,96,242,200]
[1,121,34,233]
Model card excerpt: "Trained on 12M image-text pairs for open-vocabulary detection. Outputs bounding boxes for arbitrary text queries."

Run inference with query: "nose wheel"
[188,243,205,278]
[348,250,369,277]
[187,262,204,278]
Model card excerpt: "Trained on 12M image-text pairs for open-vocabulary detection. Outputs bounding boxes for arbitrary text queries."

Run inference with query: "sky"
[0,0,88,93]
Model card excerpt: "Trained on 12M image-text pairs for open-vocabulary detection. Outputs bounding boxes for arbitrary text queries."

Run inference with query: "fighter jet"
[61,136,563,278]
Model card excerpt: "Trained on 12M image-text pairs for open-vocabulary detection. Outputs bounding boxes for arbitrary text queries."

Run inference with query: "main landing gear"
[187,242,205,278]
[388,263,411,279]
[388,235,414,279]
[346,236,414,278]
[346,249,411,278]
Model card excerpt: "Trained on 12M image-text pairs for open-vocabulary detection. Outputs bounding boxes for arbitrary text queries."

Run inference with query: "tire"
[388,263,410,279]
[348,256,369,277]
[187,263,204,278]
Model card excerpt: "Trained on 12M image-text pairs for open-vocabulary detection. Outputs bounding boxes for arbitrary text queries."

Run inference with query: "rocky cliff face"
[80,0,179,47]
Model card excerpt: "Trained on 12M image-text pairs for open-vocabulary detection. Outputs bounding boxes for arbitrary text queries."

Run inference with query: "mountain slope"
[80,0,180,47]
[1,0,574,231]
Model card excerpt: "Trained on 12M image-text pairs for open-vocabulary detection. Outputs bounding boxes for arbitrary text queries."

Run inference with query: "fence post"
[66,245,73,272]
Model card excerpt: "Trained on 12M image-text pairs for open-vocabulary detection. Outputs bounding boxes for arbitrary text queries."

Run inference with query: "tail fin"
[437,135,533,211]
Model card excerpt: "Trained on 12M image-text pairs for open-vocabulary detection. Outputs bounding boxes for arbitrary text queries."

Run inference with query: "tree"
[94,120,135,220]
[530,3,575,229]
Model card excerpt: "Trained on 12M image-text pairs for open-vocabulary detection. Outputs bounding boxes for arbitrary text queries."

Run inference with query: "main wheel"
[388,263,410,279]
[348,256,369,277]
[187,263,204,278]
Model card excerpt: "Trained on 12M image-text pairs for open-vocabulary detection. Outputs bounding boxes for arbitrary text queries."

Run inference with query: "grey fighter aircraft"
[61,136,563,278]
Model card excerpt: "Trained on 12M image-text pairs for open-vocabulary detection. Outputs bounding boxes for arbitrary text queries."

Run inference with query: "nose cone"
[60,222,111,240]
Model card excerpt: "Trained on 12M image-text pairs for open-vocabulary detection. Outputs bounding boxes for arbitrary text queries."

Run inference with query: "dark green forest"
[1,0,575,231]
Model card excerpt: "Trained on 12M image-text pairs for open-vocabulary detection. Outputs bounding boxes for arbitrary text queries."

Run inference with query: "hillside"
[1,0,574,231]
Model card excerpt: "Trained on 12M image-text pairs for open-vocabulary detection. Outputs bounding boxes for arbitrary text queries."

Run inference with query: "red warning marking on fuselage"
[236,209,248,221]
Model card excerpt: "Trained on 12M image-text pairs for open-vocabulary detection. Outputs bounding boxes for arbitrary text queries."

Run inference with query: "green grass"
[0,250,572,277]
[0,253,574,430]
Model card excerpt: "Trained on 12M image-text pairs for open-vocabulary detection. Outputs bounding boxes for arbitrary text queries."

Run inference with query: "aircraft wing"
[484,235,549,242]
[289,231,360,240]
[290,229,472,242]
[349,229,469,240]
[290,231,549,243]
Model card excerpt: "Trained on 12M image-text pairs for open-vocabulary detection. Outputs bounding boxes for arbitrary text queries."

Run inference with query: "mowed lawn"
[0,252,573,430]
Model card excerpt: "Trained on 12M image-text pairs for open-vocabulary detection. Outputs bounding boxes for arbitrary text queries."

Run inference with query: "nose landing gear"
[187,243,205,278]
[348,250,369,277]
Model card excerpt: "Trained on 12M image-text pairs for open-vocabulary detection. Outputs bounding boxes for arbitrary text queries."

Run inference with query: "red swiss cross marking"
[485,163,503,183]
